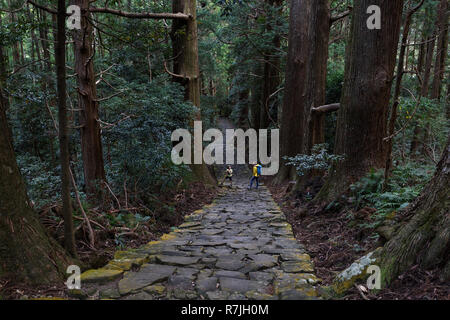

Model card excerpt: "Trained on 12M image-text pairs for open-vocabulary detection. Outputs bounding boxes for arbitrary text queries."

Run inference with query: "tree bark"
[384,0,425,182]
[420,8,436,98]
[0,44,70,284]
[38,8,52,72]
[315,0,404,202]
[72,0,107,198]
[431,0,449,100]
[249,64,263,130]
[379,134,450,286]
[260,0,283,129]
[171,0,216,185]
[276,0,331,183]
[56,0,76,257]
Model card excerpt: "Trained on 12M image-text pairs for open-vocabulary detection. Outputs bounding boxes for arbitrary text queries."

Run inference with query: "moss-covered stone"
[160,233,177,241]
[67,289,89,300]
[99,287,121,299]
[281,260,314,273]
[332,248,382,295]
[113,250,147,260]
[143,284,166,296]
[80,268,123,283]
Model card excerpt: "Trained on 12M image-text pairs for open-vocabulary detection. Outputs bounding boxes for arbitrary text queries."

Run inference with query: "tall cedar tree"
[276,0,331,183]
[57,0,76,256]
[0,19,70,283]
[316,0,404,202]
[72,0,107,199]
[171,0,216,185]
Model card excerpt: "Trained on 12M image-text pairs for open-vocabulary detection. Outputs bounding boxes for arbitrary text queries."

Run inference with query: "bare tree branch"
[89,7,190,20]
[311,103,340,113]
[330,7,352,24]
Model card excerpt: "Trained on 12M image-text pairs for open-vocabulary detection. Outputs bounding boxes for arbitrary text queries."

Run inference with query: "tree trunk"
[249,64,263,130]
[8,0,21,71]
[431,0,449,100]
[276,0,331,184]
[420,8,436,98]
[171,0,216,185]
[315,0,404,202]
[385,0,425,182]
[260,0,283,129]
[56,0,76,257]
[72,0,107,197]
[379,134,450,286]
[38,8,52,72]
[0,44,70,284]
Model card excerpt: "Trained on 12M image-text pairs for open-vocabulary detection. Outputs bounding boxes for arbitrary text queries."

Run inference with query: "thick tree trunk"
[72,0,107,197]
[431,0,449,100]
[56,0,76,257]
[276,0,330,184]
[379,134,450,286]
[315,0,403,202]
[171,0,216,185]
[0,45,70,284]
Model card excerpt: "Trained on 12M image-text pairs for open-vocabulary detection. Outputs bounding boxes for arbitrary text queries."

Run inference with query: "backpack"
[256,165,262,176]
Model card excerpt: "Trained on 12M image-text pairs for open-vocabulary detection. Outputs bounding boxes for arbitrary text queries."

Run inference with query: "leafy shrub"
[284,144,345,177]
[103,77,196,194]
[16,155,61,208]
[350,162,434,228]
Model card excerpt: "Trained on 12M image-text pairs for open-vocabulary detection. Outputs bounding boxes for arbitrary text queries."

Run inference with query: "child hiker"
[249,162,262,189]
[220,165,233,187]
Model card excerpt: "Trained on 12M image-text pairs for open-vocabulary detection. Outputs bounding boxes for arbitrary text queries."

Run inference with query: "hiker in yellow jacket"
[249,162,262,189]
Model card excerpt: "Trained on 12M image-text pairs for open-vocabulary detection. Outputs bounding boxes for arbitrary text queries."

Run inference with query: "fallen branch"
[69,167,95,249]
[354,284,370,300]
[104,181,121,209]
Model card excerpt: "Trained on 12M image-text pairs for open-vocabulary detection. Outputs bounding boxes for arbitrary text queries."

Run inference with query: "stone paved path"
[79,120,320,300]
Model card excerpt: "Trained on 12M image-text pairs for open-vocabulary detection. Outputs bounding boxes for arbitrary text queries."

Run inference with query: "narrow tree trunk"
[276,0,331,184]
[238,89,250,128]
[260,0,283,129]
[316,0,404,202]
[249,64,263,130]
[379,134,450,286]
[38,8,52,72]
[27,4,41,70]
[431,0,449,100]
[385,0,425,182]
[56,0,76,257]
[421,8,436,98]
[171,0,216,185]
[72,0,107,198]
[0,43,70,284]
[8,0,21,71]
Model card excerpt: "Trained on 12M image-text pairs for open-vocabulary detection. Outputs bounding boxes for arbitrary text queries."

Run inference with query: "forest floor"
[268,180,449,300]
[0,181,217,300]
